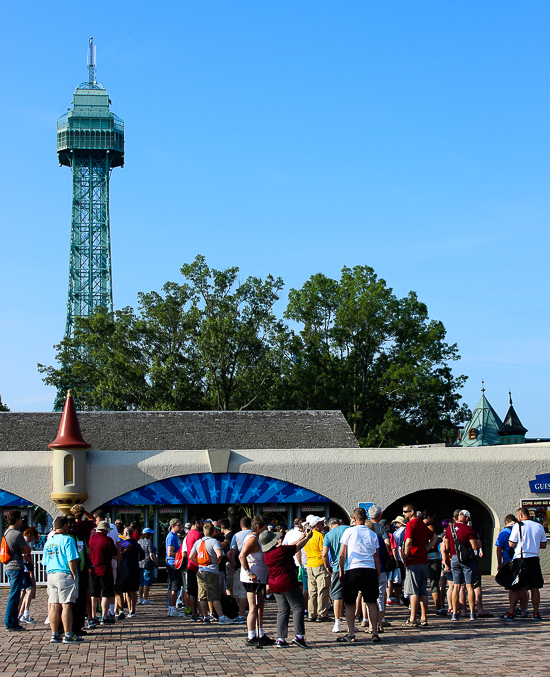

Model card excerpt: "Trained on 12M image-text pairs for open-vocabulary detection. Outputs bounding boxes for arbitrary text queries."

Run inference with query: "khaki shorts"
[47,572,78,604]
[233,575,247,599]
[197,571,221,602]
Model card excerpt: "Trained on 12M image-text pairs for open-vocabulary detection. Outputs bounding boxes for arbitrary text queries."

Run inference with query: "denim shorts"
[403,564,429,597]
[450,555,476,585]
[139,569,155,586]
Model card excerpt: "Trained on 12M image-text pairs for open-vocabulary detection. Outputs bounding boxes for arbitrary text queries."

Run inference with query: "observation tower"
[57,37,124,338]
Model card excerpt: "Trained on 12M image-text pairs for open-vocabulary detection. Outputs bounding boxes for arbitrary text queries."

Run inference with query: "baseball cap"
[309,516,325,527]
[169,518,181,527]
[142,527,154,534]
[459,510,471,518]
[184,523,191,530]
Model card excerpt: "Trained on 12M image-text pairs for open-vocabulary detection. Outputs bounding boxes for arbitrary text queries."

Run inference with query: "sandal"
[372,635,381,643]
[420,620,428,627]
[403,619,419,627]
[337,634,357,643]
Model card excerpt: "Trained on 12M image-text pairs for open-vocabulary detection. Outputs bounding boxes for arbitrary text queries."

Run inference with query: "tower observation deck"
[57,37,124,338]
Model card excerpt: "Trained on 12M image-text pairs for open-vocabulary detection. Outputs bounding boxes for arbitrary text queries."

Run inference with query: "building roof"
[499,395,528,436]
[458,392,504,447]
[0,410,359,452]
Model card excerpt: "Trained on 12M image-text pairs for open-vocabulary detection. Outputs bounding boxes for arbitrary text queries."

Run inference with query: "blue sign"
[359,502,374,512]
[529,474,550,493]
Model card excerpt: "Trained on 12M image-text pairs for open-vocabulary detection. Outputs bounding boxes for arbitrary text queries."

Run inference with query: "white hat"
[310,516,325,527]
[459,509,471,518]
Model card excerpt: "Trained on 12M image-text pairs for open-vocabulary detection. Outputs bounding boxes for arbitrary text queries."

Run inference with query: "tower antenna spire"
[88,36,96,85]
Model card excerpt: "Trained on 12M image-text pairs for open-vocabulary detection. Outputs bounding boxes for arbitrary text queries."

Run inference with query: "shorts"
[166,564,183,592]
[197,571,221,602]
[90,571,115,599]
[243,582,267,595]
[343,568,379,606]
[22,572,34,590]
[47,571,79,605]
[508,556,544,591]
[443,566,453,583]
[450,555,476,586]
[300,567,308,592]
[233,574,247,599]
[187,569,198,598]
[329,569,344,600]
[403,564,429,597]
[139,569,155,586]
[428,559,442,593]
[389,566,402,584]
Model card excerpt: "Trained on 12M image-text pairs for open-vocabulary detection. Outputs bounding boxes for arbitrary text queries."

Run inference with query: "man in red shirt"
[402,503,438,627]
[185,517,204,619]
[443,509,479,621]
[88,522,117,626]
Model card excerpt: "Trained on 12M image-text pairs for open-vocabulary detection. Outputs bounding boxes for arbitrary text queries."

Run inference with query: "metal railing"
[0,551,47,587]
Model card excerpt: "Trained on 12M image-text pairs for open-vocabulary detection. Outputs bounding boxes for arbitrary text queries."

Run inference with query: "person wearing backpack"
[443,509,479,621]
[2,509,32,631]
[189,522,233,624]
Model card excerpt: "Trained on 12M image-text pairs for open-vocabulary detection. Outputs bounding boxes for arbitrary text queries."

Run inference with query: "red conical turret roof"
[48,390,91,450]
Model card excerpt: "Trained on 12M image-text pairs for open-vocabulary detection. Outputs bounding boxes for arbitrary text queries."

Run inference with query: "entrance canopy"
[0,490,32,507]
[106,473,329,506]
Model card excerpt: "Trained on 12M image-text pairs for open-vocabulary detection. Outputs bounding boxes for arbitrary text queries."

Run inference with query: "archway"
[383,488,495,574]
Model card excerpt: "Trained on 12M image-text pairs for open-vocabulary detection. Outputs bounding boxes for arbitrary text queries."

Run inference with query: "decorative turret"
[458,382,504,447]
[499,392,528,445]
[49,390,90,514]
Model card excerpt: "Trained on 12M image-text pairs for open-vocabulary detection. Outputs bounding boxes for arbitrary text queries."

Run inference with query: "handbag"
[451,524,473,564]
[495,522,527,590]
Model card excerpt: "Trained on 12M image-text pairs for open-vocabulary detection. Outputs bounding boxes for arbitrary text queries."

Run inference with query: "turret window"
[468,429,478,440]
[64,454,74,485]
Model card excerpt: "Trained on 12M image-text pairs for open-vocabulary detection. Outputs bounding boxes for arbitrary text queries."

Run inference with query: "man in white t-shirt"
[282,519,303,567]
[337,507,381,644]
[502,507,547,621]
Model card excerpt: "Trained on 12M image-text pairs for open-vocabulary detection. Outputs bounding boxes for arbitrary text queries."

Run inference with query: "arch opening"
[383,488,496,574]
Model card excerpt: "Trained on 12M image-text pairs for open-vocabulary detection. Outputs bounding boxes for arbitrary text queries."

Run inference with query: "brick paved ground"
[1,578,548,677]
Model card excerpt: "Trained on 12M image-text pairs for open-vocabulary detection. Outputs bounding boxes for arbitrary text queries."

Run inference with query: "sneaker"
[127,612,136,618]
[19,616,35,624]
[360,619,369,628]
[469,613,477,621]
[533,614,543,621]
[191,614,202,621]
[87,619,98,629]
[137,598,143,605]
[50,633,62,643]
[234,615,247,624]
[451,613,460,622]
[259,634,276,646]
[218,615,233,625]
[520,610,529,619]
[436,608,447,616]
[245,637,260,646]
[499,612,515,621]
[332,619,341,633]
[316,616,331,622]
[176,602,184,609]
[276,639,290,648]
[100,616,115,625]
[44,617,50,625]
[141,599,153,606]
[208,613,218,623]
[63,632,84,644]
[292,636,309,649]
[117,611,125,620]
[202,616,211,624]
[167,608,186,617]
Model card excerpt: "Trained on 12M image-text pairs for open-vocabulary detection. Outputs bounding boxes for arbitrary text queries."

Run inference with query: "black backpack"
[220,594,239,619]
[451,524,473,564]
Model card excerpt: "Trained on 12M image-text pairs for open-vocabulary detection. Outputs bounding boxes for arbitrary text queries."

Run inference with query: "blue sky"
[1,2,549,436]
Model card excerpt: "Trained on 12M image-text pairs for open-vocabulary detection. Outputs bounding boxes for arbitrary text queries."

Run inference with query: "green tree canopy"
[0,395,9,412]
[39,257,469,445]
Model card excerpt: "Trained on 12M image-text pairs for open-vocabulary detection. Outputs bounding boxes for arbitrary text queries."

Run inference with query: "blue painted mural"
[0,491,32,507]
[106,473,329,506]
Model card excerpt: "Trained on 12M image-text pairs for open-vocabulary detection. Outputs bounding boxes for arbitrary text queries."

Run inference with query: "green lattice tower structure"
[57,37,124,339]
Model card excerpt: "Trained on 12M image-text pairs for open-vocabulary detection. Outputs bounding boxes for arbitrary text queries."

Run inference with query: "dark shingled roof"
[499,404,528,436]
[0,410,359,451]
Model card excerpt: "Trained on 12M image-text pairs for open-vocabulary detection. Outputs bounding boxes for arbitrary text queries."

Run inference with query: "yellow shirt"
[304,529,324,568]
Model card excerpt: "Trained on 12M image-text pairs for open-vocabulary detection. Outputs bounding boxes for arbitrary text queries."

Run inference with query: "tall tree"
[283,265,469,446]
[0,395,9,412]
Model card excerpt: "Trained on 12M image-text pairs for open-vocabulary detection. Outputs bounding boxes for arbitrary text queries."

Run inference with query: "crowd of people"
[1,501,547,646]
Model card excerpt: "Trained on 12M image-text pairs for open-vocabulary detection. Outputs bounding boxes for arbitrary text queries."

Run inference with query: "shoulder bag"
[495,521,528,590]
[451,524,473,565]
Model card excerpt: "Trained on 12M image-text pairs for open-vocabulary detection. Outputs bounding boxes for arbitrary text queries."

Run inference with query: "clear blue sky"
[1,2,549,435]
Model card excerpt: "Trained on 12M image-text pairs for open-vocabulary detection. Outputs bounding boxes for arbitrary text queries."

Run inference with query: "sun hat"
[392,516,407,526]
[96,521,109,531]
[259,529,282,553]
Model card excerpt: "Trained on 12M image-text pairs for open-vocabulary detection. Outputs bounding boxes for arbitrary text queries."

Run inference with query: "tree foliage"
[39,256,469,446]
[0,395,9,412]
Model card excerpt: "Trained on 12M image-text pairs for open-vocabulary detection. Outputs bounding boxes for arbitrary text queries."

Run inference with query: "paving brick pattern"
[1,578,547,677]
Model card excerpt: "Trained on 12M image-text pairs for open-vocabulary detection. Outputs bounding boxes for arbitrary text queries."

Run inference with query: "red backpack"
[174,542,186,570]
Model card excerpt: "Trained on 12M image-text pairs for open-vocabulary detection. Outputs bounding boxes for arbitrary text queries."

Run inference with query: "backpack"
[174,542,186,570]
[220,593,239,619]
[451,524,473,564]
[0,534,11,565]
[196,539,211,566]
